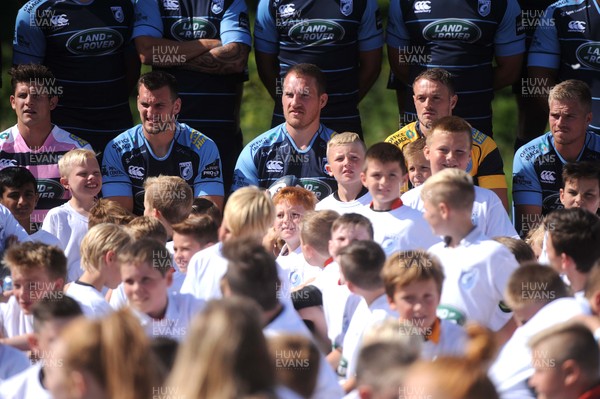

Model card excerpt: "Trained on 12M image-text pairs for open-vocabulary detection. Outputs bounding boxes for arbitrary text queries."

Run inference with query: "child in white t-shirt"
[381,250,466,360]
[336,240,397,393]
[420,167,519,343]
[119,238,204,342]
[0,242,66,350]
[65,223,131,319]
[42,149,101,282]
[316,132,371,214]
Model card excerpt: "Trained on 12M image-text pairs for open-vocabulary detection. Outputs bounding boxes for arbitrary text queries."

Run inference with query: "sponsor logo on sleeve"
[239,12,249,30]
[201,159,221,179]
[128,165,145,179]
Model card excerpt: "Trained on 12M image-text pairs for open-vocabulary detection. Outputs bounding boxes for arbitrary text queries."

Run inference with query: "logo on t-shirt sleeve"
[201,159,221,179]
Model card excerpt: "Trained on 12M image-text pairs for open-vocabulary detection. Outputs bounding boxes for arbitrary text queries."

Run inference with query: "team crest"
[179,161,193,180]
[111,6,124,23]
[478,0,490,17]
[211,0,224,14]
[340,0,352,16]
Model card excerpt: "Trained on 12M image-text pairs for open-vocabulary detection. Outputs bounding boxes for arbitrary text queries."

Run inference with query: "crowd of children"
[0,122,598,399]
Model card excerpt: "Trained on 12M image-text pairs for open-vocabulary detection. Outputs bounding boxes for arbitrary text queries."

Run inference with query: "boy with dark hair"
[0,167,58,245]
[359,142,438,256]
[221,236,343,399]
[335,240,396,393]
[560,161,600,214]
[544,208,600,295]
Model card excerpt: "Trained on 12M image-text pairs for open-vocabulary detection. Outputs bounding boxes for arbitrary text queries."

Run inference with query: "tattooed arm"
[179,43,250,75]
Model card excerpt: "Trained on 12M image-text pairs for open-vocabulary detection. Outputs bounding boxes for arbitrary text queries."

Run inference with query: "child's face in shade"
[406,153,431,187]
[121,261,171,319]
[560,177,600,214]
[0,183,38,223]
[11,267,63,314]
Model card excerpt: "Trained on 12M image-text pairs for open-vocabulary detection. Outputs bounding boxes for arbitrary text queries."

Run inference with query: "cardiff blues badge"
[212,0,224,14]
[478,0,491,17]
[340,0,352,16]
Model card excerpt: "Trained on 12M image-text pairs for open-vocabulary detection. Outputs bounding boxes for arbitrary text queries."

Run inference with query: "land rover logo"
[576,42,600,70]
[298,178,333,200]
[170,18,217,41]
[66,28,124,55]
[422,19,482,43]
[36,179,65,200]
[288,19,345,46]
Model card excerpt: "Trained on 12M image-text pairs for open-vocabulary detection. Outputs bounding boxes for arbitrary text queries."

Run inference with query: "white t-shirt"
[402,185,519,238]
[356,204,440,256]
[66,281,113,319]
[264,303,344,399]
[0,344,30,383]
[170,270,186,296]
[131,292,205,342]
[340,295,398,379]
[41,202,88,282]
[313,262,354,343]
[0,296,33,338]
[428,226,519,331]
[489,297,586,399]
[316,191,372,214]
[0,363,51,399]
[181,242,292,305]
[421,318,467,360]
[277,252,322,290]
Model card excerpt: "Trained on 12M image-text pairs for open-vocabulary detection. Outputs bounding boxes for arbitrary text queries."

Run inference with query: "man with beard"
[101,71,224,215]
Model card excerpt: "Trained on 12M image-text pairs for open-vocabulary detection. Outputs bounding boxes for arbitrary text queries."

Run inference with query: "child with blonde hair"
[42,149,101,281]
[66,223,131,319]
[317,132,371,213]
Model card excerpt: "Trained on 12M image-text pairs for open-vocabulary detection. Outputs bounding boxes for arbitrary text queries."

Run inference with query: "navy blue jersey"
[133,0,251,142]
[255,0,383,133]
[13,0,135,143]
[232,123,338,200]
[102,123,224,215]
[387,0,525,134]
[528,0,600,134]
[513,131,600,215]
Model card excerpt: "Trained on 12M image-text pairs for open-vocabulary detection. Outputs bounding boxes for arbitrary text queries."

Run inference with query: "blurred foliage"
[1,0,518,202]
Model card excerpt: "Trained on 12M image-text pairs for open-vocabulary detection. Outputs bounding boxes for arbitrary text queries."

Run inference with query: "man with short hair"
[232,63,337,200]
[101,71,224,215]
[513,79,600,237]
[0,64,92,230]
[385,68,508,209]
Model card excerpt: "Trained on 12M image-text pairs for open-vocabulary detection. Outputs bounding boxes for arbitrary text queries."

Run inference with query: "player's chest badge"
[340,0,353,16]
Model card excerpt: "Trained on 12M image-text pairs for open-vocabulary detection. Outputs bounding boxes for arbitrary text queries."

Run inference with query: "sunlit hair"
[224,186,275,240]
[420,168,474,210]
[404,324,499,399]
[54,309,159,399]
[272,186,317,211]
[58,148,97,178]
[144,175,193,225]
[548,79,592,113]
[326,132,366,159]
[4,241,66,281]
[504,263,569,311]
[382,250,445,298]
[300,210,339,256]
[80,223,131,272]
[126,216,168,243]
[88,198,135,228]
[167,298,276,399]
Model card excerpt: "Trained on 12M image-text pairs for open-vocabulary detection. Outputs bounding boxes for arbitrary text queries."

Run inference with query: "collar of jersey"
[547,131,593,164]
[141,123,178,161]
[424,317,441,343]
[282,123,324,153]
[369,198,403,212]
